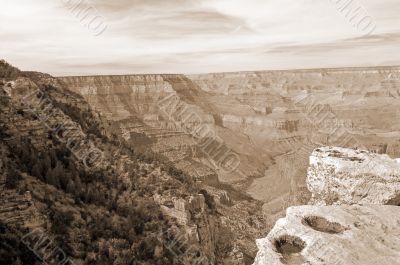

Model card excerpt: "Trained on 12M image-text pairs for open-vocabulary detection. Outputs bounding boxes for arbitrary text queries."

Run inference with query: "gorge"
[2,60,400,264]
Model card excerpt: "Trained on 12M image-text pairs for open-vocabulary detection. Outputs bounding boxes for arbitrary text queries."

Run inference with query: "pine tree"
[50,149,57,168]
[68,161,77,176]
[5,167,18,189]
[20,147,30,165]
[43,154,52,172]
[31,163,43,180]
[60,172,71,190]
[74,175,82,196]
[45,167,53,184]
[66,179,75,194]
[28,151,37,169]
[52,161,64,187]
[45,167,60,188]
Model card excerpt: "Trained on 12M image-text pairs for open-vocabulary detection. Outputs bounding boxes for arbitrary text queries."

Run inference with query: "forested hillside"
[0,60,217,265]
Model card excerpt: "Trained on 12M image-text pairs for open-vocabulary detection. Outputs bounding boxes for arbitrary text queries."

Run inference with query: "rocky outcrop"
[153,193,219,263]
[0,189,45,229]
[307,146,400,205]
[253,205,400,265]
[254,146,400,265]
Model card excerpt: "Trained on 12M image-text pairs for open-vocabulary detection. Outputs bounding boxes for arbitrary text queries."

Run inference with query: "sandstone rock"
[253,205,400,265]
[307,146,400,205]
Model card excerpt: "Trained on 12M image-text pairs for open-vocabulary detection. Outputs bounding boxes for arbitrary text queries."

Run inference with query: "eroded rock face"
[307,146,400,205]
[253,205,400,265]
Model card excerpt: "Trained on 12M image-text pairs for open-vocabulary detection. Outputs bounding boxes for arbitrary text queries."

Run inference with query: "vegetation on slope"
[0,62,209,265]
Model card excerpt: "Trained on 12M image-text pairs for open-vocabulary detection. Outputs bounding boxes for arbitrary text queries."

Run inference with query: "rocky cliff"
[307,146,400,205]
[253,205,400,265]
[253,147,400,265]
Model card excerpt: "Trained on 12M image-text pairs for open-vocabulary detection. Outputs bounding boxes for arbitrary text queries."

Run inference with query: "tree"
[42,154,51,172]
[66,179,75,194]
[5,167,19,189]
[50,149,58,168]
[60,172,71,190]
[45,168,60,188]
[74,175,82,195]
[31,163,43,180]
[20,146,30,165]
[52,161,64,188]
[27,151,37,169]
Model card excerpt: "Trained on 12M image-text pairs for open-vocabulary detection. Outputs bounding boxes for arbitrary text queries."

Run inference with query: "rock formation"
[307,146,400,205]
[254,147,400,265]
[253,205,400,265]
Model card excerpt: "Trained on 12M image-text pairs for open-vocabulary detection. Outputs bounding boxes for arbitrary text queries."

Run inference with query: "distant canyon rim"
[59,66,400,213]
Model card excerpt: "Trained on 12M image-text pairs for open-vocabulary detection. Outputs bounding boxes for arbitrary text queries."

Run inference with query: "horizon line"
[53,64,400,78]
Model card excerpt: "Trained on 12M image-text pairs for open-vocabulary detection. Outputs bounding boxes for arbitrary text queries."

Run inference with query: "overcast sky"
[1,0,399,75]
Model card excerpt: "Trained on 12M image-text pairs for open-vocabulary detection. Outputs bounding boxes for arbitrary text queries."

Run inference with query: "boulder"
[253,205,400,265]
[307,146,400,205]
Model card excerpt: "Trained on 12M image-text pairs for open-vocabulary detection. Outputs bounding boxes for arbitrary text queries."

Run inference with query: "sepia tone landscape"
[1,0,400,264]
[2,60,400,264]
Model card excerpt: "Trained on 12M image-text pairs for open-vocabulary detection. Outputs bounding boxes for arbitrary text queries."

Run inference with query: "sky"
[1,0,400,75]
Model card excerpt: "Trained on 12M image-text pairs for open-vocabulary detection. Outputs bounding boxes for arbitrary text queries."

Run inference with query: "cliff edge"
[254,147,400,265]
[307,146,400,205]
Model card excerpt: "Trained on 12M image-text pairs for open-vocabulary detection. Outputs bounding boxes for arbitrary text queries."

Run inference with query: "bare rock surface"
[253,205,400,265]
[307,146,400,205]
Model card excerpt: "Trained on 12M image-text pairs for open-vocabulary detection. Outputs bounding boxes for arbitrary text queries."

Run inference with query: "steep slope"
[2,60,274,264]
[58,74,273,185]
[0,61,224,264]
[60,66,400,229]
[58,73,273,263]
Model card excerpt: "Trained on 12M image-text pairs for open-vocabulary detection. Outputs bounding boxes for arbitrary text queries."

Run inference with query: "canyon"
[58,68,400,264]
[59,66,400,219]
[2,59,400,264]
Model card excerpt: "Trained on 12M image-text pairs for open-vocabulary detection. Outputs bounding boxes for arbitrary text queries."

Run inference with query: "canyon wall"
[59,67,400,264]
[60,66,400,226]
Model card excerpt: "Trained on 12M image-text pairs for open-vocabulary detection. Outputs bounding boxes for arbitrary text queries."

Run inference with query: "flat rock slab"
[307,146,400,205]
[253,205,400,265]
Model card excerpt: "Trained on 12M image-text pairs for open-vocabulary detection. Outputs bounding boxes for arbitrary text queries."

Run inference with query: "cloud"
[268,32,400,55]
[113,10,251,39]
[92,0,198,12]
[1,0,400,75]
